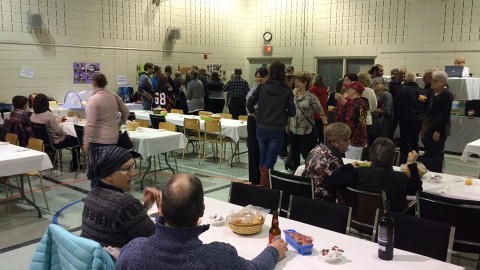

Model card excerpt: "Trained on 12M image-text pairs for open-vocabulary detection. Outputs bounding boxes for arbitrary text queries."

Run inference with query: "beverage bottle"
[269,210,281,244]
[378,200,395,260]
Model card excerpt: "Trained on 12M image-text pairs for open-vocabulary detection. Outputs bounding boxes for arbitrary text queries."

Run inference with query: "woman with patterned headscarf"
[81,145,160,248]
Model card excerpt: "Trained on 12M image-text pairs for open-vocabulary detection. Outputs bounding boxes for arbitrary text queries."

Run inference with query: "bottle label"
[269,234,281,244]
[378,226,395,245]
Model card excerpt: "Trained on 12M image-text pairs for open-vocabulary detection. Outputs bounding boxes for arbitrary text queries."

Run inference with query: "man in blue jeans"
[247,61,296,187]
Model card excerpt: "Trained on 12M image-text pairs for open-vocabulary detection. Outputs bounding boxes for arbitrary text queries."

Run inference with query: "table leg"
[140,157,153,190]
[19,175,42,218]
[163,153,176,174]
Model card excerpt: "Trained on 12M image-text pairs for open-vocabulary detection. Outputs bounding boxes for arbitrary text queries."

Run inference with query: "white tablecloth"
[50,107,70,118]
[125,103,143,111]
[393,116,480,154]
[295,158,480,201]
[0,143,53,177]
[131,110,248,142]
[416,77,480,100]
[149,197,461,270]
[61,121,187,159]
[127,128,188,159]
[461,139,480,163]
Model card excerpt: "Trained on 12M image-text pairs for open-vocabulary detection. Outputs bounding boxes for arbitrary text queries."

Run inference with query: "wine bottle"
[269,210,281,244]
[378,200,395,260]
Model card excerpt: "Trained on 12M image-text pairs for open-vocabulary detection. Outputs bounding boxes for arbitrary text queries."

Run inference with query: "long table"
[415,77,480,100]
[0,143,53,218]
[295,158,480,202]
[131,110,248,142]
[148,197,462,269]
[61,121,188,189]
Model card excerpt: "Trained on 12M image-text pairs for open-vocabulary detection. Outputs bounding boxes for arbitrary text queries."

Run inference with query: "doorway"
[247,57,293,85]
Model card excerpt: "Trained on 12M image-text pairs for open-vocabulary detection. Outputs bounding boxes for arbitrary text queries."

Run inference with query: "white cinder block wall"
[1,0,479,102]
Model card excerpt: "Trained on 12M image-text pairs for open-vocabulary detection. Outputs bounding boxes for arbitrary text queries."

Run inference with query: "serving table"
[0,143,53,217]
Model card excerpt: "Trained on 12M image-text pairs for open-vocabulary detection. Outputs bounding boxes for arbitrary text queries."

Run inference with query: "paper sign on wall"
[20,66,34,79]
[117,75,127,85]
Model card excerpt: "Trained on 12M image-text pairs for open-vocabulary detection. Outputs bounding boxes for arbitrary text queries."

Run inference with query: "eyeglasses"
[117,164,135,175]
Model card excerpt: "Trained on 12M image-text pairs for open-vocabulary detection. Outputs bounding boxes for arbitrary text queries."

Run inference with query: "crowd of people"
[2,59,459,269]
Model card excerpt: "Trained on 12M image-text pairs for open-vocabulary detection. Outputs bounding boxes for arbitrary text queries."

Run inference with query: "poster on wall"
[73,62,100,84]
[206,64,222,76]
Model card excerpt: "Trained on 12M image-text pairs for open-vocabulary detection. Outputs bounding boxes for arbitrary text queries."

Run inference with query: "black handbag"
[117,130,134,149]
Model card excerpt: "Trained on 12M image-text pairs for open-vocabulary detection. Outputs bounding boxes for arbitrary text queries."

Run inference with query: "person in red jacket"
[309,75,329,143]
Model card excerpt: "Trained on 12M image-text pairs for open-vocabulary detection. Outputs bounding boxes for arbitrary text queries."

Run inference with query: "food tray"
[284,229,314,255]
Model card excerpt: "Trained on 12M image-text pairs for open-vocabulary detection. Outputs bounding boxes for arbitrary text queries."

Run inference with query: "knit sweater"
[80,182,155,247]
[116,217,280,270]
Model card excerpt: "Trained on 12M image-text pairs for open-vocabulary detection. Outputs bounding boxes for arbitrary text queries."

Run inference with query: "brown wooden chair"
[159,122,176,131]
[170,108,184,114]
[182,118,202,163]
[5,133,19,145]
[202,120,234,168]
[157,122,179,172]
[336,187,386,241]
[135,119,149,128]
[199,111,213,116]
[238,115,248,121]
[26,138,50,211]
[219,113,233,119]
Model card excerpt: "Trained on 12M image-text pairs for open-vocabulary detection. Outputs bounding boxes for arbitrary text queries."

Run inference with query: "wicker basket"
[126,121,139,131]
[228,219,264,235]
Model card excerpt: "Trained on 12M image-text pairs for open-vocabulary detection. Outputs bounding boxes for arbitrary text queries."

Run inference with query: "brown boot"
[258,167,270,187]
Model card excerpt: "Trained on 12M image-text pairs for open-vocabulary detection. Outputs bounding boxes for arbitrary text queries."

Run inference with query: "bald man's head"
[161,174,204,227]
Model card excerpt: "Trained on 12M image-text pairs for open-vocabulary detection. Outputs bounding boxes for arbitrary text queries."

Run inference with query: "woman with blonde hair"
[285,72,328,172]
[357,71,377,145]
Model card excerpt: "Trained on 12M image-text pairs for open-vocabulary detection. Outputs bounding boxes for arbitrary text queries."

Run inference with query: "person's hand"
[334,93,343,101]
[351,161,360,168]
[406,150,418,165]
[143,187,161,210]
[432,131,440,142]
[269,239,288,261]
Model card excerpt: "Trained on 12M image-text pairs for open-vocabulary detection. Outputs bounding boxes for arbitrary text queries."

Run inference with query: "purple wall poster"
[73,62,100,84]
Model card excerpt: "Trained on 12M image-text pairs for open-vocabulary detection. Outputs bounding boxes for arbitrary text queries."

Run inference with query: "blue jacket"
[30,224,115,270]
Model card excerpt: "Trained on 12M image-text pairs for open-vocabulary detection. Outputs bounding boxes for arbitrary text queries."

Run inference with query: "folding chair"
[387,211,455,262]
[202,120,234,168]
[26,138,50,211]
[288,195,351,234]
[417,192,480,267]
[229,181,281,213]
[149,114,166,129]
[336,187,385,241]
[269,169,314,217]
[31,122,80,178]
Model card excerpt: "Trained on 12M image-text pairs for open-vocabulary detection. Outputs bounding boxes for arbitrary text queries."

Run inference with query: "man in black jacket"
[396,72,424,155]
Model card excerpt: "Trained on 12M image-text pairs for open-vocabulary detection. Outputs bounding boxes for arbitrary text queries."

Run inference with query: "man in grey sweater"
[116,174,287,270]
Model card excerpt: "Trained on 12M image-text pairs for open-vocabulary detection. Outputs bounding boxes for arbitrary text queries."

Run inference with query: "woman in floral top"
[335,81,369,160]
[303,123,358,201]
[285,72,328,171]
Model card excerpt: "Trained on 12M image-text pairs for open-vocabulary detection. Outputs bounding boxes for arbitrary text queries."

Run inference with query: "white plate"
[321,255,343,263]
[209,219,225,226]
